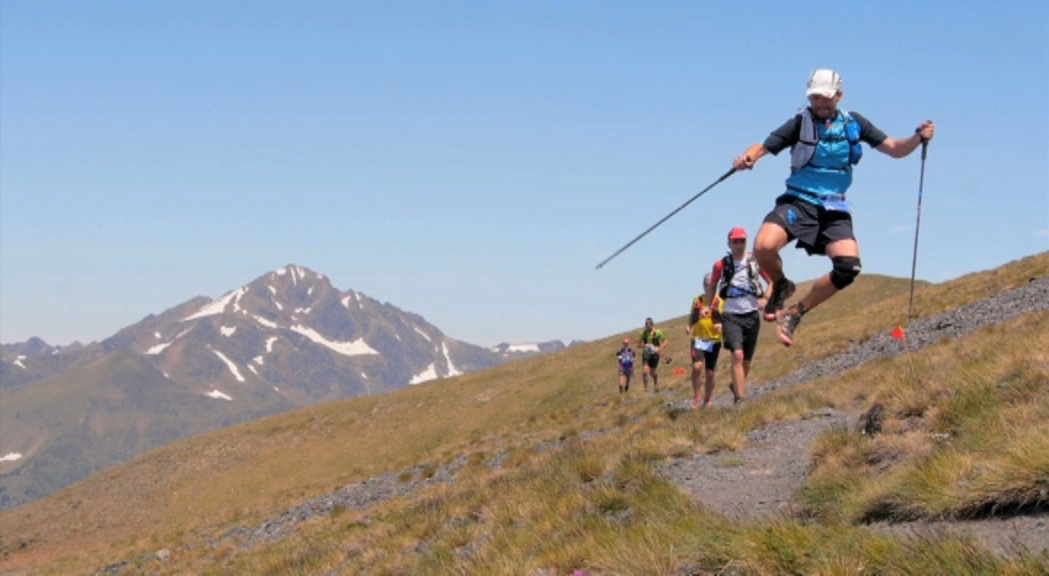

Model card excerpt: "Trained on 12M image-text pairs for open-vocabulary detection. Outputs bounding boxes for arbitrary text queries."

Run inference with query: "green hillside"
[1,252,1047,574]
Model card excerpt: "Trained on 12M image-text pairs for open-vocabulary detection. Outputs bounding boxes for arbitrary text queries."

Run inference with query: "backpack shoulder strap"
[799,107,817,144]
[718,254,734,297]
[721,254,734,276]
[791,108,818,172]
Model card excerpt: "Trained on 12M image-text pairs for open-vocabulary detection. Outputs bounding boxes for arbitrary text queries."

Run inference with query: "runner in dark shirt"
[732,68,935,347]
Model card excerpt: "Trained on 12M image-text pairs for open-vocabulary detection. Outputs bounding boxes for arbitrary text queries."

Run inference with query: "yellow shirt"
[689,295,722,343]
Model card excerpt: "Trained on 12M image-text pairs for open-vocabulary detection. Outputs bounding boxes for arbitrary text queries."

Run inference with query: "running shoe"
[776,305,803,347]
[727,384,741,404]
[763,277,796,322]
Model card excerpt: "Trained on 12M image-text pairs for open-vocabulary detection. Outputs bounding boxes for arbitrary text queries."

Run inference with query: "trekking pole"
[906,138,930,320]
[595,167,736,270]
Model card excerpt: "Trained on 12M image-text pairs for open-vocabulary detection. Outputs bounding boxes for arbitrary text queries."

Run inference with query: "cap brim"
[806,88,837,98]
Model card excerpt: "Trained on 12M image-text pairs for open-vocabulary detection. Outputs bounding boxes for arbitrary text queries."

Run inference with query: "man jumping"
[733,68,935,346]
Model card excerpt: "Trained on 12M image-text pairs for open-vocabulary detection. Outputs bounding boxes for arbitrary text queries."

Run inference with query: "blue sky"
[2,1,1047,347]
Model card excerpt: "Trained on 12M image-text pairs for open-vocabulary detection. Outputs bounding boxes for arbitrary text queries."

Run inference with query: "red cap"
[728,227,747,240]
[623,338,630,344]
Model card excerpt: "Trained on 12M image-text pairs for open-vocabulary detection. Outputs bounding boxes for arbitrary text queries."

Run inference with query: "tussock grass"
[2,253,1047,574]
[800,309,1049,527]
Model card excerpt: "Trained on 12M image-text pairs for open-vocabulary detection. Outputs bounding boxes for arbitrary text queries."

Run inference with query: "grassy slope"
[0,350,291,510]
[1,252,1047,574]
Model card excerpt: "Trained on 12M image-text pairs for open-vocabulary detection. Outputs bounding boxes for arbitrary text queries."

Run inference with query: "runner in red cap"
[702,227,772,404]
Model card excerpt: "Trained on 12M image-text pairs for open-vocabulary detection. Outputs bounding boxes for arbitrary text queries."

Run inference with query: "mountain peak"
[272,264,327,286]
[1,260,577,511]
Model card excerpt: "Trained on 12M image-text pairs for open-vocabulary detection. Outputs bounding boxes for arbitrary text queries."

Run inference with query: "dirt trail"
[662,275,1049,556]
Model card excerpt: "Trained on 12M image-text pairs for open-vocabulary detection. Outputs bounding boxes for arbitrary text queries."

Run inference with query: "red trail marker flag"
[889,325,906,341]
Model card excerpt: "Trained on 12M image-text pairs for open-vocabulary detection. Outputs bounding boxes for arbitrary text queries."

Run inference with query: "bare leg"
[730,349,745,401]
[691,360,704,407]
[703,369,716,406]
[754,222,790,284]
[741,359,752,399]
[797,239,860,312]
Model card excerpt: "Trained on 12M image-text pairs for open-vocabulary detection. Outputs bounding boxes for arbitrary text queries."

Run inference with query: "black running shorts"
[721,312,761,360]
[690,341,722,370]
[764,194,855,256]
[643,353,660,370]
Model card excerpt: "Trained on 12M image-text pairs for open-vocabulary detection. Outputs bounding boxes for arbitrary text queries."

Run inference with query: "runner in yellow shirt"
[687,273,723,408]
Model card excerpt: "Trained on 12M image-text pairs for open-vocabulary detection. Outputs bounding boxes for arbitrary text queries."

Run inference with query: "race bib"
[692,338,714,352]
[819,194,852,213]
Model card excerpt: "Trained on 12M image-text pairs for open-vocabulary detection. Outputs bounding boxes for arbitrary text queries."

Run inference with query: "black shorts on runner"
[763,194,855,256]
[721,312,760,361]
[643,354,660,370]
[690,341,722,370]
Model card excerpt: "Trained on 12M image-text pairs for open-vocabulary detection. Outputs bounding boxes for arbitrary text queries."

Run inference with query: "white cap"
[806,68,842,98]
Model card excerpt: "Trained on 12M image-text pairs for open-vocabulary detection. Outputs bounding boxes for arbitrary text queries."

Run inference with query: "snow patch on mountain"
[254,315,278,329]
[341,293,363,310]
[442,342,462,377]
[414,327,432,342]
[145,328,192,355]
[211,348,245,382]
[206,390,233,401]
[145,341,173,355]
[221,326,237,337]
[410,364,438,385]
[290,325,379,356]
[0,452,23,463]
[183,287,248,321]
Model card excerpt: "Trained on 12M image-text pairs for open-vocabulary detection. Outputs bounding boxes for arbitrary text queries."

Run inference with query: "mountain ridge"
[0,263,566,510]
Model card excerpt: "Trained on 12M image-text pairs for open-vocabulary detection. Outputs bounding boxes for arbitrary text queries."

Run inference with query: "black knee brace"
[830,256,862,289]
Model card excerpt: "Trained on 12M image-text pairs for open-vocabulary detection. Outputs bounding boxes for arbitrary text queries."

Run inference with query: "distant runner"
[616,338,636,394]
[637,317,666,392]
[733,68,935,346]
[686,273,722,408]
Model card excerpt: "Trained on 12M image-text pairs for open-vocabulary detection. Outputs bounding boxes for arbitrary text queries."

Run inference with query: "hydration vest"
[718,253,761,299]
[639,329,664,348]
[790,108,863,173]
